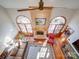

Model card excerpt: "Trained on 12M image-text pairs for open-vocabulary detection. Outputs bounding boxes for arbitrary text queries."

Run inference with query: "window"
[48,16,66,34]
[16,15,32,33]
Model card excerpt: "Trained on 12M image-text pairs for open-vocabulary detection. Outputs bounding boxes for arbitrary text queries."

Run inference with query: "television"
[36,31,44,35]
[72,39,79,53]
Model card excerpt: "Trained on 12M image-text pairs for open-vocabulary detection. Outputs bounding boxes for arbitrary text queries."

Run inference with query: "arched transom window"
[16,15,32,33]
[48,16,66,34]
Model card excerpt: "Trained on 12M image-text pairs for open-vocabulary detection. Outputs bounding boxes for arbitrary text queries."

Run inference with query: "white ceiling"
[0,0,79,9]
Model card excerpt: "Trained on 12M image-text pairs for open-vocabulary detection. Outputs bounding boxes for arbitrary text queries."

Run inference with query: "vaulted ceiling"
[0,0,79,9]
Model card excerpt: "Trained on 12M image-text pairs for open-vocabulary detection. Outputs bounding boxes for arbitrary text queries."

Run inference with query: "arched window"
[48,16,66,34]
[16,15,32,33]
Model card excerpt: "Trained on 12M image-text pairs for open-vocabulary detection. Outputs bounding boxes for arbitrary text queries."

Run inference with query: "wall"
[6,8,31,31]
[30,8,52,31]
[68,10,79,43]
[0,5,18,45]
[50,8,75,23]
[30,8,52,39]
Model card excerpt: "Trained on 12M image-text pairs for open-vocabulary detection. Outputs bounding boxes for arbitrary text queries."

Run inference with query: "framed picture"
[35,18,46,25]
[64,26,74,37]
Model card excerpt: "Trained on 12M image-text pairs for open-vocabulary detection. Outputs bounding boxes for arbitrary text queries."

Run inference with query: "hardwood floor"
[53,41,65,59]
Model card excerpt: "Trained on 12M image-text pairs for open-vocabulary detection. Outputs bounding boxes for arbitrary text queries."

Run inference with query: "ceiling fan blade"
[17,8,39,12]
[43,7,53,9]
[29,6,38,8]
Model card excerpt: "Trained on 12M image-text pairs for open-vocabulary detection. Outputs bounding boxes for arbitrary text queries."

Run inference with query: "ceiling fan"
[17,0,52,12]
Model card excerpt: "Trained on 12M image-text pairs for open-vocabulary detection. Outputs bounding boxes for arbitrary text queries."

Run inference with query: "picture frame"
[64,26,74,37]
[35,18,46,25]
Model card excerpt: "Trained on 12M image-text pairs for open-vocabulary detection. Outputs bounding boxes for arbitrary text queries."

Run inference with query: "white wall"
[69,10,79,43]
[6,8,31,30]
[0,5,18,44]
[50,8,75,23]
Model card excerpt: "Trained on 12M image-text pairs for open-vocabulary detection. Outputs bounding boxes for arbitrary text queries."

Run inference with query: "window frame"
[16,15,32,33]
[48,16,66,34]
